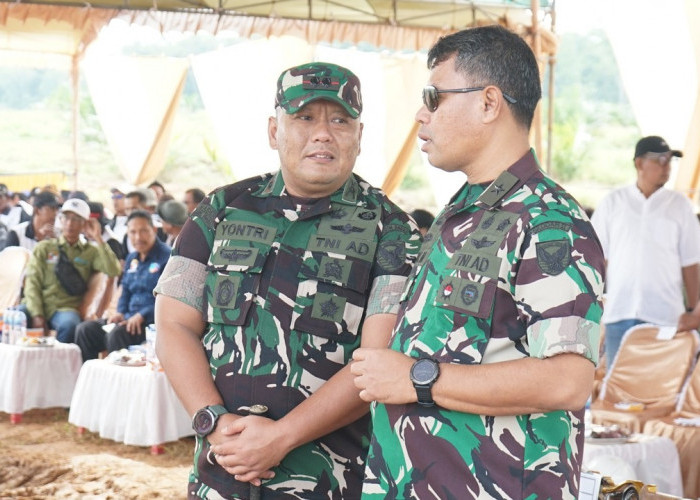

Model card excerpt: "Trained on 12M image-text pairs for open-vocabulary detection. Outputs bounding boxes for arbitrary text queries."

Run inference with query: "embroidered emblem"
[216,279,236,306]
[471,236,495,249]
[331,223,365,234]
[320,298,340,318]
[536,240,571,276]
[443,283,454,297]
[219,248,253,262]
[377,240,405,272]
[330,208,348,219]
[323,260,343,280]
[496,218,512,231]
[481,214,495,230]
[490,183,505,196]
[358,210,376,220]
[461,284,479,305]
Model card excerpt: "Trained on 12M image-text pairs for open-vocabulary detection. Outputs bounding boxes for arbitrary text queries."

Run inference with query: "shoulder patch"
[536,240,571,275]
[377,240,406,272]
[192,203,217,227]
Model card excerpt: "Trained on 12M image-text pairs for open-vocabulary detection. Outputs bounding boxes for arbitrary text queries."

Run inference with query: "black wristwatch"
[410,357,440,407]
[192,404,229,438]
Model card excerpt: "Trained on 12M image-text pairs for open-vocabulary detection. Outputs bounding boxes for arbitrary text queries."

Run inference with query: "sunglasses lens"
[423,86,438,112]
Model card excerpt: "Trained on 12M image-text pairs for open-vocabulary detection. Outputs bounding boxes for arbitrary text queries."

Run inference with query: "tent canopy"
[0,0,557,200]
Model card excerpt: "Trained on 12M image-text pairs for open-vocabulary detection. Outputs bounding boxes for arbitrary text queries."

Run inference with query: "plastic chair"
[644,355,700,499]
[0,246,32,309]
[591,324,700,434]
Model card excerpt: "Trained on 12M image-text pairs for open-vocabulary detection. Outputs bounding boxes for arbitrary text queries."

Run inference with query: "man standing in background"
[591,135,700,368]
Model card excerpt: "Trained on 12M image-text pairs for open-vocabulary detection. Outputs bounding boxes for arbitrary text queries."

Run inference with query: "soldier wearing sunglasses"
[591,136,700,371]
[352,25,605,499]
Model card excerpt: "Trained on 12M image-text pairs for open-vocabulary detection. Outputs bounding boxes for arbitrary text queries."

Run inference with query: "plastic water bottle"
[17,309,26,341]
[8,308,19,345]
[1,308,9,344]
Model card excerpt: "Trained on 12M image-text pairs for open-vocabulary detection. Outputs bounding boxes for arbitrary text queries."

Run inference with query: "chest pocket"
[435,249,501,319]
[205,220,277,326]
[291,208,378,342]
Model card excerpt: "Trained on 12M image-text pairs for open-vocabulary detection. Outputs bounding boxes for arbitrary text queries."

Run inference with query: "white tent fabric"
[602,0,698,193]
[82,52,189,185]
[191,35,428,187]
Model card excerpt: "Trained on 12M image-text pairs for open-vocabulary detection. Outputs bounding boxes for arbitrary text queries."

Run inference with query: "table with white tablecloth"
[582,433,684,497]
[0,341,82,423]
[68,358,193,451]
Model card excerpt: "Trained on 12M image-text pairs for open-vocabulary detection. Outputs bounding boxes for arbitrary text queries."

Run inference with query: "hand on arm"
[352,349,594,415]
[211,313,397,483]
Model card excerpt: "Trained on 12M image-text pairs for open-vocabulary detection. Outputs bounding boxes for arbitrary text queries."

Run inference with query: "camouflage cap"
[275,62,362,118]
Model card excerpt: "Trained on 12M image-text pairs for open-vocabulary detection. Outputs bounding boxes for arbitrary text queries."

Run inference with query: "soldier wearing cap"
[592,135,700,368]
[154,62,421,499]
[351,26,605,499]
[21,197,121,343]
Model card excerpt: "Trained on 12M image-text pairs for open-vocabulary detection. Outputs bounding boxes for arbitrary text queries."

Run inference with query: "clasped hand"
[209,415,282,486]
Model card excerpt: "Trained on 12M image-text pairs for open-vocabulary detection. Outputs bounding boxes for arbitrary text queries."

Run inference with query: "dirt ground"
[0,408,195,499]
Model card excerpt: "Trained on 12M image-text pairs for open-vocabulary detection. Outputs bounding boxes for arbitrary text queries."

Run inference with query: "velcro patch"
[377,240,406,272]
[311,292,346,324]
[536,240,571,275]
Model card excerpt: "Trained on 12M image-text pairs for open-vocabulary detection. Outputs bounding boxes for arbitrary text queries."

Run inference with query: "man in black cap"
[591,135,700,368]
[5,190,60,251]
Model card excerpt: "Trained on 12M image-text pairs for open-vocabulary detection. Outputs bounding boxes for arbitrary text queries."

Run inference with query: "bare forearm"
[433,354,594,415]
[276,365,369,452]
[155,296,221,416]
[353,349,594,416]
[682,264,700,311]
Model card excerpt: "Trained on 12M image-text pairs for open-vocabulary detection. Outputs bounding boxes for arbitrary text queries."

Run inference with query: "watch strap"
[192,404,229,437]
[415,384,435,407]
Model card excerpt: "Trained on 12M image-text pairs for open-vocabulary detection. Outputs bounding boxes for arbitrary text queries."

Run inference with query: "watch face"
[193,408,214,435]
[411,359,438,384]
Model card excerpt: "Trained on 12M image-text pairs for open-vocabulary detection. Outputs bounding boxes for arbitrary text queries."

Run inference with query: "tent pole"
[546,0,556,175]
[71,53,80,191]
[530,0,543,163]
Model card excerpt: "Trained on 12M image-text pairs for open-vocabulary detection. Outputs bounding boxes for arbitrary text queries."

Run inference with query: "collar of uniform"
[58,235,87,250]
[473,148,541,210]
[259,170,362,206]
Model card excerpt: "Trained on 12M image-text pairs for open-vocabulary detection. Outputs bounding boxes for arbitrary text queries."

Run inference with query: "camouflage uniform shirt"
[363,151,605,500]
[155,171,420,499]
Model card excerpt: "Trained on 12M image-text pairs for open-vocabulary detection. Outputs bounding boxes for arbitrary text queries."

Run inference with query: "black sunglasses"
[422,85,517,112]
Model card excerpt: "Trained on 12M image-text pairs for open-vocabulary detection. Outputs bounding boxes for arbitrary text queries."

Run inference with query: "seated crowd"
[0,181,204,362]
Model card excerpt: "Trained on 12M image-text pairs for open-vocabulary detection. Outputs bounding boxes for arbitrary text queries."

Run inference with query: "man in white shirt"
[591,135,700,369]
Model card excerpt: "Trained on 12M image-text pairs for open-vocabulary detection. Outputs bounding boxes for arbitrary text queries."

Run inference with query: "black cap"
[634,136,683,159]
[33,191,60,209]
